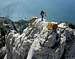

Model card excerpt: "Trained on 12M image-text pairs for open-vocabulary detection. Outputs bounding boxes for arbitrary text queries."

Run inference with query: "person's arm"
[45,12,47,17]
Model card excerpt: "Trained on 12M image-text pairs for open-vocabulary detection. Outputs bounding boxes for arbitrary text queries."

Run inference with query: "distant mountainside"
[14,19,29,34]
[0,17,30,34]
[0,17,13,24]
[0,17,14,33]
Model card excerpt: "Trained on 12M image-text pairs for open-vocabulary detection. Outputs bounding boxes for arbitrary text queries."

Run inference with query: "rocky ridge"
[4,18,75,59]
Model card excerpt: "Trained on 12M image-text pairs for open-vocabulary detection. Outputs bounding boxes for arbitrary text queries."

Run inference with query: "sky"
[0,0,75,24]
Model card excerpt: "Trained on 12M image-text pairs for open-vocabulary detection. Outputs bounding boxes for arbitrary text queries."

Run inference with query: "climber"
[40,10,45,21]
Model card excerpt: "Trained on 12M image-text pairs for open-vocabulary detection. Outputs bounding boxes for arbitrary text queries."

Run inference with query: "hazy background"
[0,0,75,24]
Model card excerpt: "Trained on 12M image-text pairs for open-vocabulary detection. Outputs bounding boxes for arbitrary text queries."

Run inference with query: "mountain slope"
[4,18,75,59]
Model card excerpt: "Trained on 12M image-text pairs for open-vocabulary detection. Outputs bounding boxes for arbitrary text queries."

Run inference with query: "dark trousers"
[41,15,43,21]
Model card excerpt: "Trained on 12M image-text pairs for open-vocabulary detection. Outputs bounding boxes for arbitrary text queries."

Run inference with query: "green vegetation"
[65,22,75,29]
[68,23,75,29]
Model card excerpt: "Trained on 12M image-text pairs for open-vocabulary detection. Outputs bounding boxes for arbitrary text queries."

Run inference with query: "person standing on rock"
[40,10,46,21]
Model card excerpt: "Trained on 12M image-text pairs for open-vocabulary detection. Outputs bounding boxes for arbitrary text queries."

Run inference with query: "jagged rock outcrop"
[4,18,75,59]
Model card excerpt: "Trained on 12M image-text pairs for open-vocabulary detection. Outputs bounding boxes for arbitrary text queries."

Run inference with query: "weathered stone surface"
[4,18,75,59]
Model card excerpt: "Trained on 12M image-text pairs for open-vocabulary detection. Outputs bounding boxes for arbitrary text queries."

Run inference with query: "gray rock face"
[4,18,75,59]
